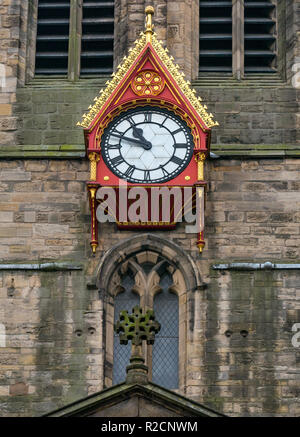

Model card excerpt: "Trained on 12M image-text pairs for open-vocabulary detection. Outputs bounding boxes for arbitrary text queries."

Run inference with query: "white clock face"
[101,107,194,183]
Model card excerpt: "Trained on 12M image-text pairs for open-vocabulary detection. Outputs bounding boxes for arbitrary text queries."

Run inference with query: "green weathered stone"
[114,305,161,346]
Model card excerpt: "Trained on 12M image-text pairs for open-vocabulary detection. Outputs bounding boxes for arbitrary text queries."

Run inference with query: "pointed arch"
[94,234,204,393]
[96,234,203,294]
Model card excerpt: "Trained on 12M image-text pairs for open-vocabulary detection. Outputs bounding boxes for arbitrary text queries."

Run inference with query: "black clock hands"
[127,119,152,150]
[131,125,152,150]
[111,133,152,150]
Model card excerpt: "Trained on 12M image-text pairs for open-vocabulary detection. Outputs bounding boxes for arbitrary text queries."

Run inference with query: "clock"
[101,106,194,183]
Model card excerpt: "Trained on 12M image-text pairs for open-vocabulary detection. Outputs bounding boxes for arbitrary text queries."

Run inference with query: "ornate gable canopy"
[78,8,217,155]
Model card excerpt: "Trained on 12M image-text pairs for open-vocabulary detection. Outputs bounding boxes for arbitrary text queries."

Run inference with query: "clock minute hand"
[111,133,151,150]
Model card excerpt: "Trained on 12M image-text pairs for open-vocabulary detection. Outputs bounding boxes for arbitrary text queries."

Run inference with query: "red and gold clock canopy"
[77,7,218,155]
[78,7,218,255]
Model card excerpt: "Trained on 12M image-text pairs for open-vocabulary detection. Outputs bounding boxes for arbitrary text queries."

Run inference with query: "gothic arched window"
[99,235,202,395]
[104,250,185,391]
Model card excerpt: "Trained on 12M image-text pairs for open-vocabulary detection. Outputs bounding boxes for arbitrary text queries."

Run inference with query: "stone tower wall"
[0,0,299,416]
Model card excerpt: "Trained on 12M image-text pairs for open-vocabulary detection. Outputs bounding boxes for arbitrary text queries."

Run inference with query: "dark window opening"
[35,0,114,77]
[244,0,277,73]
[199,0,233,73]
[199,0,277,75]
[80,0,114,75]
[35,0,70,75]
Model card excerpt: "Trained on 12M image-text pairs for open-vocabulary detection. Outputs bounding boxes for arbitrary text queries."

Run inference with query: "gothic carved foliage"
[109,250,183,306]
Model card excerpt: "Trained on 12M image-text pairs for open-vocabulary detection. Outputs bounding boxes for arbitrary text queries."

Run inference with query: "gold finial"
[145,6,154,43]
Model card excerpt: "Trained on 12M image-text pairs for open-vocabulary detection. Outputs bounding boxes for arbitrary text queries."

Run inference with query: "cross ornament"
[114,305,161,346]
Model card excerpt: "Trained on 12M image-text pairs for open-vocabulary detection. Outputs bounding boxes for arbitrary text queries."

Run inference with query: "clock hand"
[132,126,153,150]
[132,125,144,139]
[111,133,152,150]
[128,122,153,149]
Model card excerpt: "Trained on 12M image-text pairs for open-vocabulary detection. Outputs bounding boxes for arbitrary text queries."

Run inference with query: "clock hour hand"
[128,122,152,150]
[111,133,152,150]
[131,125,151,147]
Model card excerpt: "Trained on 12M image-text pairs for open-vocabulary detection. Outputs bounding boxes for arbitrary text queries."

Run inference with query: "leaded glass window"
[152,273,179,389]
[112,274,139,385]
[109,252,183,391]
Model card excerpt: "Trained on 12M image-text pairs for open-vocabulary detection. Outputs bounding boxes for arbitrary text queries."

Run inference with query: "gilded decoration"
[131,70,165,96]
[88,152,100,181]
[94,99,200,149]
[77,28,218,129]
[77,33,147,129]
[195,152,206,181]
[78,7,216,255]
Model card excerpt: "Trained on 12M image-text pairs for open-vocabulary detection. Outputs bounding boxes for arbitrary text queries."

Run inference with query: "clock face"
[101,106,194,183]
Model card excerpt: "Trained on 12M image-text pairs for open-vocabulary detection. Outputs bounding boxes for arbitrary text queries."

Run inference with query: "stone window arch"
[96,234,204,394]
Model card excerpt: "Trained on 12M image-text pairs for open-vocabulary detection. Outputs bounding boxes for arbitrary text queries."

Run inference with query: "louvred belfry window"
[81,0,114,75]
[35,0,114,78]
[199,0,233,73]
[244,0,277,73]
[35,0,71,75]
[199,0,277,77]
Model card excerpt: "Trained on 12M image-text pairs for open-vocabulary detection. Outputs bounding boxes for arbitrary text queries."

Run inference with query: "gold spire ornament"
[145,6,154,43]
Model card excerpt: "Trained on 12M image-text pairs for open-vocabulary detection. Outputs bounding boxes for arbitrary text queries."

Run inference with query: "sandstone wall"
[0,158,299,416]
[0,0,299,418]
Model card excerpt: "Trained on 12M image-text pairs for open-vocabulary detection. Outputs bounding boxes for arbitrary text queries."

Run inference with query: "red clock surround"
[78,9,217,254]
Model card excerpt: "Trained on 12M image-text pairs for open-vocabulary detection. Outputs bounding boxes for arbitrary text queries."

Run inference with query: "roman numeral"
[160,116,168,127]
[124,165,135,178]
[160,166,169,177]
[170,156,182,165]
[144,170,151,181]
[172,128,182,135]
[144,113,152,123]
[174,143,186,148]
[110,155,124,166]
[108,144,121,149]
[127,117,135,126]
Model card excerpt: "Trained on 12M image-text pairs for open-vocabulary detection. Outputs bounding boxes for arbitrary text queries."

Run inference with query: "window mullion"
[232,0,244,79]
[68,0,82,81]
